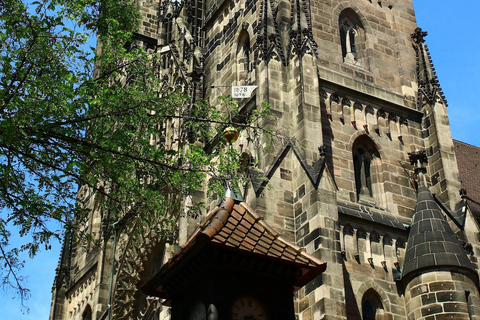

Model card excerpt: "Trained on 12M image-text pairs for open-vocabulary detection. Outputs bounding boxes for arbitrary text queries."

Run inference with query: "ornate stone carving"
[411,28,447,108]
[111,209,172,320]
[286,0,318,59]
[257,0,286,65]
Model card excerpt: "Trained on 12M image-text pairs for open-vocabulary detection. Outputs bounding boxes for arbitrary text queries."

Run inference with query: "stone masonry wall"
[405,272,480,320]
[311,0,418,100]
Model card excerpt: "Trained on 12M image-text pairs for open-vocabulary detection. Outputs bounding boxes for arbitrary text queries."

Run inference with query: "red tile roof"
[143,198,326,297]
[201,200,324,269]
[454,140,480,219]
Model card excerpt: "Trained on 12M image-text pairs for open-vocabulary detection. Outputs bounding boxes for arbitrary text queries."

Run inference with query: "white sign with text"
[231,85,258,98]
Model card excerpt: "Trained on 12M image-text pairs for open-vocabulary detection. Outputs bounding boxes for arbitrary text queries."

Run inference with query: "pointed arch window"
[340,18,357,62]
[339,9,367,67]
[352,136,381,203]
[236,30,251,85]
[82,305,92,320]
[161,2,176,47]
[354,146,372,197]
[362,289,385,320]
[163,17,173,45]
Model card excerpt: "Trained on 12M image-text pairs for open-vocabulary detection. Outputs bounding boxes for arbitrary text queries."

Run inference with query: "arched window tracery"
[352,136,381,203]
[340,18,357,63]
[236,30,251,85]
[162,15,174,46]
[339,9,367,67]
[354,146,372,197]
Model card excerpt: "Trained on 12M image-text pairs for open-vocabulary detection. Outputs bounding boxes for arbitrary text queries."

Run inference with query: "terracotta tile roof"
[453,140,480,220]
[143,198,326,297]
[201,200,324,269]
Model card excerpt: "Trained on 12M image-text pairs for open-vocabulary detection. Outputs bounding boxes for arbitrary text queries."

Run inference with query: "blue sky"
[414,0,480,147]
[5,1,480,319]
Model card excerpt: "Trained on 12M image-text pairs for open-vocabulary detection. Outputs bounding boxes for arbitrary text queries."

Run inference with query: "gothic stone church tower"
[50,0,480,319]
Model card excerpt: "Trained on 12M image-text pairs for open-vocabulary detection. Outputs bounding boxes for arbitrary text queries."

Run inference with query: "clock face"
[231,296,268,320]
[189,301,206,320]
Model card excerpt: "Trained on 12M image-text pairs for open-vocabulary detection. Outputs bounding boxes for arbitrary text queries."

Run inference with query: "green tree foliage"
[0,0,272,307]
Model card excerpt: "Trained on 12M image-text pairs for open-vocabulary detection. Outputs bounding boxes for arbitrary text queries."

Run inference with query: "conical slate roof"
[402,175,476,282]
